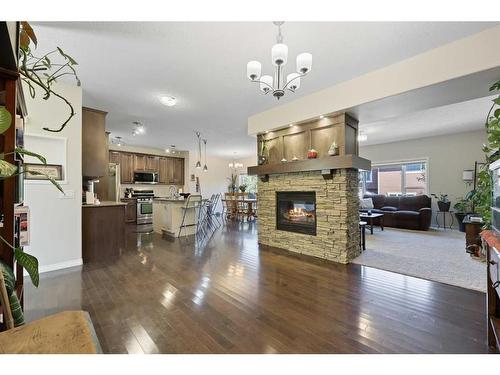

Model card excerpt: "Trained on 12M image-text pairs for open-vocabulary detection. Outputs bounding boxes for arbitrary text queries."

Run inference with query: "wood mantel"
[248,154,371,176]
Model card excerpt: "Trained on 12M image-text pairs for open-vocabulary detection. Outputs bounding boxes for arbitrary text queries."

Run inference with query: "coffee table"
[359,212,384,234]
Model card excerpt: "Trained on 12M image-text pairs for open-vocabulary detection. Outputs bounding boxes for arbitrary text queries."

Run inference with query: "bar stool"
[178,194,202,237]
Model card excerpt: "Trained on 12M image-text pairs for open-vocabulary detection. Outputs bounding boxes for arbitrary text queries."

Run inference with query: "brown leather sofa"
[360,193,432,231]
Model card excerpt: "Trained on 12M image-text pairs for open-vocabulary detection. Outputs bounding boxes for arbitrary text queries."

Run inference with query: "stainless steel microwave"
[134,171,159,184]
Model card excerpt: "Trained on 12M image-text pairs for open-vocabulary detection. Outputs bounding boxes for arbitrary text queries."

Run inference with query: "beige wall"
[359,129,486,227]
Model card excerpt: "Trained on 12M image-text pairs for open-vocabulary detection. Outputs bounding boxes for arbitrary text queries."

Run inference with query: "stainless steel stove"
[132,189,154,225]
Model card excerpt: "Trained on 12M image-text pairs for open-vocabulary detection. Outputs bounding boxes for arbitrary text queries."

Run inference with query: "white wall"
[359,129,486,227]
[23,81,82,273]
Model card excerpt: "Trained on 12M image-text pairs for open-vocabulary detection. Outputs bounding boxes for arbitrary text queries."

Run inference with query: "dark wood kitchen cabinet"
[172,158,184,185]
[121,198,137,223]
[159,157,168,183]
[120,153,134,184]
[134,154,146,171]
[109,151,121,165]
[82,107,108,177]
[108,150,184,185]
[146,155,159,172]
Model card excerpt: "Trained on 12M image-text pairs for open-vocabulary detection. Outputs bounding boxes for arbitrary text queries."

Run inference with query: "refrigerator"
[107,163,121,202]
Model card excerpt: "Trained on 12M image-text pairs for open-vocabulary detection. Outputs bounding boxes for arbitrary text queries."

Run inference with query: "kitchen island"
[153,198,196,237]
[82,201,127,263]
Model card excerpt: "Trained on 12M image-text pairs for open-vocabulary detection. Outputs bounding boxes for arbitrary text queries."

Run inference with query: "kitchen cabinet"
[108,151,184,185]
[159,157,168,184]
[146,155,159,172]
[120,153,134,184]
[109,151,121,165]
[134,154,146,171]
[121,199,137,223]
[172,158,184,185]
[82,107,108,177]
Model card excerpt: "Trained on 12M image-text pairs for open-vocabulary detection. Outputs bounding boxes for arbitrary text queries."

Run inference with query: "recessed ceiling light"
[159,96,177,107]
[319,115,324,119]
[289,124,294,127]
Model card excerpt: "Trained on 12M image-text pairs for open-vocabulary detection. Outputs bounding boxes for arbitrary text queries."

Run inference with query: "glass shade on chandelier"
[246,22,312,100]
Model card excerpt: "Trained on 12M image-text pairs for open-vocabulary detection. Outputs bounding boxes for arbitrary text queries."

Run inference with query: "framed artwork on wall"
[24,163,64,181]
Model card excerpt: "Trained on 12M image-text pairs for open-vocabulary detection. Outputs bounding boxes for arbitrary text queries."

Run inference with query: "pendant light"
[203,139,208,172]
[195,131,202,169]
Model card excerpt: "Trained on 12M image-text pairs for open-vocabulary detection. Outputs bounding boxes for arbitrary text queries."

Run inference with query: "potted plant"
[431,193,450,212]
[239,184,247,193]
[453,193,473,232]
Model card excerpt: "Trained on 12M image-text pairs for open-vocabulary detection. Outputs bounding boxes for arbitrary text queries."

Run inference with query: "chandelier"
[246,21,312,100]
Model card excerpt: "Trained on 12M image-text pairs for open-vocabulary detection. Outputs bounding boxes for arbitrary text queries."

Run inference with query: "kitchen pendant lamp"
[203,139,208,172]
[195,131,202,169]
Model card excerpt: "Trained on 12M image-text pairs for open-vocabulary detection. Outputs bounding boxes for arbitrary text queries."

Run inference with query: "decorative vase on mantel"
[328,141,339,156]
[307,148,318,159]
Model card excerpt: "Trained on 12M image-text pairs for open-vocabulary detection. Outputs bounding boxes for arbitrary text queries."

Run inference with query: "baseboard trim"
[23,258,83,276]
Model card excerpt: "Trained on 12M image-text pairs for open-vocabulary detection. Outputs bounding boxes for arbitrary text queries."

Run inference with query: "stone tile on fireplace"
[257,169,360,264]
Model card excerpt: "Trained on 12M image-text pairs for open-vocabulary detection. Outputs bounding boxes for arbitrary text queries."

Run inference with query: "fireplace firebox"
[276,192,316,235]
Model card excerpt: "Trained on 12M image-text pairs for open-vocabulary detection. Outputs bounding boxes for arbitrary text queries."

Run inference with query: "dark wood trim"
[248,155,371,176]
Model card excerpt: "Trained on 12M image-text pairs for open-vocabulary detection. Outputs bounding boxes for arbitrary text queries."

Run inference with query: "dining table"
[222,198,257,221]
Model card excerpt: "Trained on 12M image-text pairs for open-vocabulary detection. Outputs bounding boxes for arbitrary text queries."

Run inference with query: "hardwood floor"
[24,222,487,353]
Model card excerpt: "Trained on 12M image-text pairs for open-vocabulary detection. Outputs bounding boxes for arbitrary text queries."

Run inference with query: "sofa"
[360,193,432,231]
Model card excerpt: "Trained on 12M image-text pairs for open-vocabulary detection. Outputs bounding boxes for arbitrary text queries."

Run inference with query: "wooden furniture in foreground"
[359,213,384,234]
[109,150,185,185]
[0,311,102,353]
[82,107,108,178]
[483,230,500,351]
[82,202,126,263]
[0,22,26,323]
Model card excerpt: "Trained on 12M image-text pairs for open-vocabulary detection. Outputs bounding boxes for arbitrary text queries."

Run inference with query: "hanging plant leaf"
[0,160,18,178]
[26,170,65,194]
[14,248,39,287]
[15,148,47,164]
[0,106,12,135]
[20,22,37,48]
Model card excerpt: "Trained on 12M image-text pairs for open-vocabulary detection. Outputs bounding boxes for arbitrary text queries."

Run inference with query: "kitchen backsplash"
[120,184,180,198]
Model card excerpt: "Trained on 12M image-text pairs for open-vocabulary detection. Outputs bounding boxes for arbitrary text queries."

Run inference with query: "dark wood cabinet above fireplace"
[248,112,371,177]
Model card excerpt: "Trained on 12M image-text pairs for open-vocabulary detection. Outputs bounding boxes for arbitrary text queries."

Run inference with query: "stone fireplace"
[248,112,371,264]
[257,169,360,263]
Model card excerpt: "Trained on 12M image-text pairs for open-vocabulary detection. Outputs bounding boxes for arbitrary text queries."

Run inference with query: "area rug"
[352,227,486,292]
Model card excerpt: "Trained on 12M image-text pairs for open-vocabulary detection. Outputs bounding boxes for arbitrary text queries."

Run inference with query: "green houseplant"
[471,80,500,229]
[431,193,450,212]
[453,192,474,232]
[0,22,78,289]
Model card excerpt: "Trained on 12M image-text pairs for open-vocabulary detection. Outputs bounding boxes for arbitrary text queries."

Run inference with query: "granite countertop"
[153,197,186,203]
[82,201,128,208]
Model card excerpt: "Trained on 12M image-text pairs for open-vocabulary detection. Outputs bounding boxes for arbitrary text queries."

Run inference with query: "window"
[238,173,258,196]
[360,160,427,196]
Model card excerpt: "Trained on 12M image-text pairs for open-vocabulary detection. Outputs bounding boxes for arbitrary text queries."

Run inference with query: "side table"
[435,210,454,231]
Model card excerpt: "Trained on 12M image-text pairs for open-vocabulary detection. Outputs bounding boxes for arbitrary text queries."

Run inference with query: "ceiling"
[31,21,498,158]
[358,95,495,146]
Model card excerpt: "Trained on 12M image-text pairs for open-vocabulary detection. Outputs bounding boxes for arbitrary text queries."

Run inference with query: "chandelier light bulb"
[260,75,273,93]
[286,73,301,90]
[296,53,312,74]
[271,43,288,66]
[247,61,262,81]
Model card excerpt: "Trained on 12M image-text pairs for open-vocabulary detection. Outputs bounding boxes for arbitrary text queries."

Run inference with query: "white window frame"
[372,157,429,196]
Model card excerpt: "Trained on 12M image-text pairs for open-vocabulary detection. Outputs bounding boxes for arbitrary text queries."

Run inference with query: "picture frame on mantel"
[24,163,64,181]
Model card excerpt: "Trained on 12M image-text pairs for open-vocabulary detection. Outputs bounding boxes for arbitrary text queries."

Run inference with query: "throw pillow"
[360,198,374,209]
